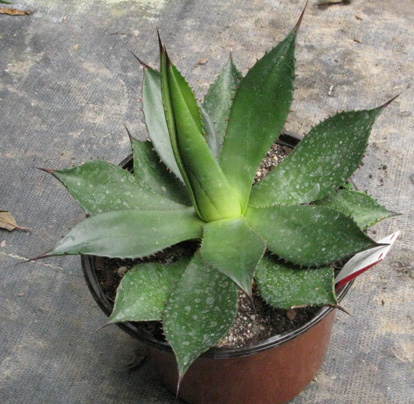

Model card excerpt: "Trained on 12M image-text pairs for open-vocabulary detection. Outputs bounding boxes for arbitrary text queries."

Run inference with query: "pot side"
[148,309,336,404]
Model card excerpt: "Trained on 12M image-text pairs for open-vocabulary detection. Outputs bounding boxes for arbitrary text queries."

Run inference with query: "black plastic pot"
[82,133,353,404]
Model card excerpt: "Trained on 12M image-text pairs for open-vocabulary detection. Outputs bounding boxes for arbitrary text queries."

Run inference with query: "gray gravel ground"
[1,1,413,403]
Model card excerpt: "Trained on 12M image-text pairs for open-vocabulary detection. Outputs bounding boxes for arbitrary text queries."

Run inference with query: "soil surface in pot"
[94,142,329,349]
[96,255,320,349]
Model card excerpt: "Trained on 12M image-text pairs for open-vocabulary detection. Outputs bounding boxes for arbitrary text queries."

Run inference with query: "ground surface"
[1,1,413,403]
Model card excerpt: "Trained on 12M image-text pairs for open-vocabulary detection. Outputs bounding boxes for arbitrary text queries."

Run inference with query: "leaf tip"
[96,322,112,332]
[176,373,184,398]
[156,28,165,54]
[36,167,55,175]
[294,0,308,32]
[131,52,151,69]
[391,211,402,218]
[23,253,50,264]
[380,94,400,109]
[123,124,134,143]
[326,303,351,316]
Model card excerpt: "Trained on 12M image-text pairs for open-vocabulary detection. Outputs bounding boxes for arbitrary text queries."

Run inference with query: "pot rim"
[81,132,353,359]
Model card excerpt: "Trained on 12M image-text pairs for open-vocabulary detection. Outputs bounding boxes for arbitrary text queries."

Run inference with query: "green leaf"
[200,217,265,295]
[109,258,190,322]
[163,251,238,383]
[200,105,220,159]
[161,49,241,222]
[160,47,205,220]
[245,205,376,266]
[220,29,296,212]
[47,207,203,258]
[142,66,183,181]
[255,254,337,309]
[249,107,384,207]
[316,189,394,230]
[131,137,191,205]
[202,57,242,158]
[52,160,185,214]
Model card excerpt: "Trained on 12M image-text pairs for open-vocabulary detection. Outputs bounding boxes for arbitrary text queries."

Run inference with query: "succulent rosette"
[41,13,394,385]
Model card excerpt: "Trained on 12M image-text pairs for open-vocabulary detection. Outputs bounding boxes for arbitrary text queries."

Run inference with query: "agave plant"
[40,12,394,386]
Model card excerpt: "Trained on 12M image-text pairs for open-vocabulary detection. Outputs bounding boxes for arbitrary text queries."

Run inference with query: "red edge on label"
[335,259,383,290]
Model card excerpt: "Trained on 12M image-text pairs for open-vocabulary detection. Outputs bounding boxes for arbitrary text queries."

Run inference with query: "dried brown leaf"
[0,211,27,231]
[0,6,34,16]
[318,0,351,7]
[198,58,208,65]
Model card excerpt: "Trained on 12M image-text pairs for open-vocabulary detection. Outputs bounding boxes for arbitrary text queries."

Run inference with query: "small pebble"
[117,266,129,277]
[287,309,297,321]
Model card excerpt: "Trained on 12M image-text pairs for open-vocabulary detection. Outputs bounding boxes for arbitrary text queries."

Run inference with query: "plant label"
[335,231,400,289]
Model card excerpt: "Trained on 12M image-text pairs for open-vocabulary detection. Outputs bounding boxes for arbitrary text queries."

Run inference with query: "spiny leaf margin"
[130,136,191,205]
[249,106,384,208]
[109,258,190,322]
[255,254,337,309]
[51,160,184,214]
[220,27,297,212]
[315,188,395,230]
[161,46,241,221]
[163,251,238,386]
[46,207,203,259]
[142,65,183,181]
[245,205,377,266]
[202,56,242,158]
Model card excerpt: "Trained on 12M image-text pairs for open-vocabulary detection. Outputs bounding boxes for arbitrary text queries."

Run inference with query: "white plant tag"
[335,231,400,289]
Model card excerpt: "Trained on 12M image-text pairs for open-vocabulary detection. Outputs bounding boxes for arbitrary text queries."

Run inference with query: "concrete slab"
[1,0,413,403]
